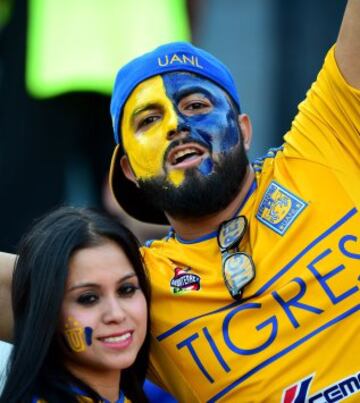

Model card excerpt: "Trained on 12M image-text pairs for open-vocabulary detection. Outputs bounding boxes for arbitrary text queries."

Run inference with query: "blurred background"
[0,0,347,398]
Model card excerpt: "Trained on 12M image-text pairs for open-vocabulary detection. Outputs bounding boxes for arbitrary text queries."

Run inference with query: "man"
[1,1,360,401]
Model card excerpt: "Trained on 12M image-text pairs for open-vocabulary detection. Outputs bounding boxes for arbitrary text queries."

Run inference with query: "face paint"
[84,326,93,346]
[168,169,186,187]
[121,72,241,189]
[138,142,249,218]
[134,74,248,218]
[121,75,182,184]
[199,158,213,176]
[63,317,87,352]
[162,72,240,155]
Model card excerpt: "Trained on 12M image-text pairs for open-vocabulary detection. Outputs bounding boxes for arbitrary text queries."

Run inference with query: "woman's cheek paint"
[84,326,93,346]
[63,317,93,352]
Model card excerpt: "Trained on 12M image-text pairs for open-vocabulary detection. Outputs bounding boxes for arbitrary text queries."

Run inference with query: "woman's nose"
[103,298,126,324]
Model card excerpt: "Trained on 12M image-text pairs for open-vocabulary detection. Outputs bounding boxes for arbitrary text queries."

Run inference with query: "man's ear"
[238,113,253,152]
[120,155,138,186]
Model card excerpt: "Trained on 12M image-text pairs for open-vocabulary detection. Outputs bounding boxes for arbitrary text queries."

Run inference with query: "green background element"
[0,0,14,29]
[26,0,190,98]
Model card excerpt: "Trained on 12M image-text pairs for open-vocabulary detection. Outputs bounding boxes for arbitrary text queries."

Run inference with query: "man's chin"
[138,145,249,219]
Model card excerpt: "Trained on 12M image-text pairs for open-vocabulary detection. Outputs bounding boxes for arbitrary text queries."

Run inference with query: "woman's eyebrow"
[67,282,99,292]
[67,273,137,292]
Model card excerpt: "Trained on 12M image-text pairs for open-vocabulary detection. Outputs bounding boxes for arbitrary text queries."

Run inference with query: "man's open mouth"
[167,143,208,168]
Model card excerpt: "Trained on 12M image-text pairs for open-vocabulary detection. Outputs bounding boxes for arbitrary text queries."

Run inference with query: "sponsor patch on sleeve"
[256,181,307,235]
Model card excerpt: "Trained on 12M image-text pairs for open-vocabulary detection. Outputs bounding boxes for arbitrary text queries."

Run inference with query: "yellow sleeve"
[283,45,360,207]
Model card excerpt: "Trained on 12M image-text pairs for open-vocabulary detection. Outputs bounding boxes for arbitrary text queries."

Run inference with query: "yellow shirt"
[144,46,360,402]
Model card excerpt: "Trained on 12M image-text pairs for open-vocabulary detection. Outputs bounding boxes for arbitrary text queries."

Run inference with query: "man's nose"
[167,122,190,141]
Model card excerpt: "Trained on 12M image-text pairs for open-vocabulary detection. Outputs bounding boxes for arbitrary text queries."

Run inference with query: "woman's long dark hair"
[0,206,151,403]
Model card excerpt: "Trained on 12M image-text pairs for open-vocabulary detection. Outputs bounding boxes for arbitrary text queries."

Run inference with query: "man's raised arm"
[0,252,16,341]
[336,0,360,88]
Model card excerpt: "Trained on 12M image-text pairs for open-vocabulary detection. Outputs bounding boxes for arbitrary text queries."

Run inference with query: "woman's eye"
[118,283,139,297]
[77,294,98,305]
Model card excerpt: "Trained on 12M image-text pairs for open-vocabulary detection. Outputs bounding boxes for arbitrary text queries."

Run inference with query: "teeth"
[174,148,200,161]
[102,333,131,343]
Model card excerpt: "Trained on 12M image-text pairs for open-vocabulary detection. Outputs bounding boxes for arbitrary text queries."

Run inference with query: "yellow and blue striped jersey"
[144,46,360,402]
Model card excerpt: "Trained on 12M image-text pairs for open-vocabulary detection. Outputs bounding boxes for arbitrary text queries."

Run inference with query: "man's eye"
[77,294,98,305]
[182,100,212,114]
[186,102,206,110]
[118,283,139,297]
[138,115,159,129]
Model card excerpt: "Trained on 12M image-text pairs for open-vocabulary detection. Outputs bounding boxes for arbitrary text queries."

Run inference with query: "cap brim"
[109,146,169,225]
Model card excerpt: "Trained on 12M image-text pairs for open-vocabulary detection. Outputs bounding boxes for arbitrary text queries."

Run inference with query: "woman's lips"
[97,331,133,349]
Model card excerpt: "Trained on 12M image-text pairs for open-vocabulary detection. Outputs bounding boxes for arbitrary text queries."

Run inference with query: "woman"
[0,206,150,403]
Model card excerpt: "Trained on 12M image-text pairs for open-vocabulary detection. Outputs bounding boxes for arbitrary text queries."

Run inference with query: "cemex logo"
[282,375,313,403]
[282,372,360,403]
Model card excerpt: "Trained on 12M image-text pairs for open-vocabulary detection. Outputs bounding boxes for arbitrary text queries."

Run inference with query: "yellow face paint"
[64,316,86,352]
[168,169,185,187]
[121,75,185,186]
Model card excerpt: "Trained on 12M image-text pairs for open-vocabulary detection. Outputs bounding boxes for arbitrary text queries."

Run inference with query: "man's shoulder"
[140,234,176,262]
[141,232,174,250]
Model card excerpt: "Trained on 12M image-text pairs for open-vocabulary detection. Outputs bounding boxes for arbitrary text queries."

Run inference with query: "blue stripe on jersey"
[253,207,358,297]
[157,207,358,341]
[207,304,360,402]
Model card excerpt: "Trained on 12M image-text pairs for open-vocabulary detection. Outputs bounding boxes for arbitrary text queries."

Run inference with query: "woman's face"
[59,240,147,374]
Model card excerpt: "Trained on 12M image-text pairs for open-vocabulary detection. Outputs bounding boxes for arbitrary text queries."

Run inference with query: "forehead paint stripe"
[121,76,181,183]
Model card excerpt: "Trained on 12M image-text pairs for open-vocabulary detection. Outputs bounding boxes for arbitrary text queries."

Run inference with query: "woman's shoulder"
[32,389,129,402]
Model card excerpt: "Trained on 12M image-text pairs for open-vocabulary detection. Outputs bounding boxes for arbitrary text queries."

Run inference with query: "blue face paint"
[199,157,213,176]
[162,73,241,158]
[84,327,93,346]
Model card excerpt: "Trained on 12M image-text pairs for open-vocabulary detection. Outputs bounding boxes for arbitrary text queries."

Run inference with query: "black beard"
[137,143,249,219]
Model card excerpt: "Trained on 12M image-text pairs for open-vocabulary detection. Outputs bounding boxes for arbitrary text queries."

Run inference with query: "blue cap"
[110,41,240,145]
